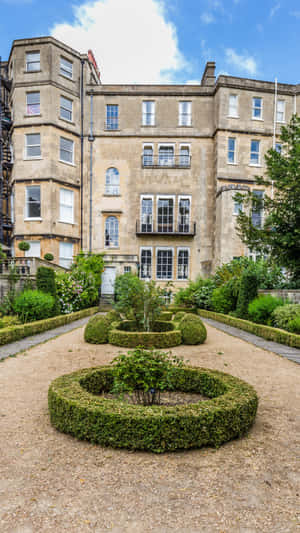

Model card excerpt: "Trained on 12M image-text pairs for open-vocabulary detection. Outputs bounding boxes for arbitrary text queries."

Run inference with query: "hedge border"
[48,365,258,453]
[108,323,182,348]
[197,309,300,349]
[0,307,98,346]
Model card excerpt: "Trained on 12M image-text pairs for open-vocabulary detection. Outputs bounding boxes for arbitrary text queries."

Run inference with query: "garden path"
[0,322,299,532]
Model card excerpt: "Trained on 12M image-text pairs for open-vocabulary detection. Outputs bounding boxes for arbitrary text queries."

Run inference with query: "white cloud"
[225,48,257,76]
[200,12,215,24]
[270,2,280,17]
[185,79,201,85]
[50,0,188,84]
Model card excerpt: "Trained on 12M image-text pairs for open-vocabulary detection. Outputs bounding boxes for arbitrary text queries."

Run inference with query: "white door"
[101,267,116,295]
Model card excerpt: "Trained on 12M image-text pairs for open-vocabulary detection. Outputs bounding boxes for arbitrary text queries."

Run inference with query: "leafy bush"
[174,276,206,306]
[37,266,57,297]
[18,241,30,252]
[111,348,183,405]
[72,252,104,287]
[272,304,300,330]
[248,295,285,325]
[173,311,186,321]
[108,324,182,348]
[179,314,207,345]
[193,279,216,310]
[55,269,99,314]
[0,316,20,329]
[235,267,259,319]
[13,290,55,323]
[287,317,300,334]
[211,280,238,315]
[105,310,121,323]
[114,274,164,331]
[158,311,173,321]
[84,315,111,344]
[48,366,258,452]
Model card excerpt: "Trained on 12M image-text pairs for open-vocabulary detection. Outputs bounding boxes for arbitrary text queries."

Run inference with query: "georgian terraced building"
[0,36,299,295]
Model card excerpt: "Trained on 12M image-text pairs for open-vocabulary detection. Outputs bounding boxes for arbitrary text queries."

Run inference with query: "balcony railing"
[141,154,191,168]
[136,220,196,236]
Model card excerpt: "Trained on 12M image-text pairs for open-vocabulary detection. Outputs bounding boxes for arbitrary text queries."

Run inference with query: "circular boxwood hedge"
[108,320,181,348]
[48,366,258,453]
[179,314,207,345]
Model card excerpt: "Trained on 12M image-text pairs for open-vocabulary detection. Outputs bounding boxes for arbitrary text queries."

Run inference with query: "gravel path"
[0,323,299,533]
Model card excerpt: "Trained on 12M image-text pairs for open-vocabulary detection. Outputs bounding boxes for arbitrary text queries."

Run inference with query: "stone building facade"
[2,36,299,294]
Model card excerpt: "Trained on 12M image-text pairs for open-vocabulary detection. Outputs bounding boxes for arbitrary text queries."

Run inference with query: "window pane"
[60,58,73,78]
[229,95,238,116]
[140,249,152,279]
[141,198,153,232]
[59,242,73,268]
[60,188,74,223]
[142,101,155,125]
[178,199,190,232]
[179,146,190,166]
[158,146,174,166]
[60,96,73,121]
[27,133,40,146]
[179,101,191,125]
[157,198,174,232]
[26,186,40,218]
[177,250,189,279]
[105,168,120,195]
[105,216,119,247]
[106,105,119,129]
[27,92,40,114]
[26,52,40,71]
[143,146,153,166]
[60,138,74,163]
[25,241,40,258]
[157,250,173,279]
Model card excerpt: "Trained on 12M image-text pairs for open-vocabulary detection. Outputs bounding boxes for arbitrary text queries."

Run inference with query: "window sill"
[23,70,42,74]
[59,73,75,83]
[251,117,263,121]
[176,278,189,282]
[103,194,121,197]
[249,163,262,167]
[227,115,239,119]
[23,157,43,161]
[104,246,120,250]
[59,159,76,167]
[276,120,285,124]
[24,218,42,221]
[177,125,193,128]
[227,161,238,165]
[141,124,156,127]
[104,129,121,132]
[59,117,76,126]
[58,220,75,225]
[24,114,42,118]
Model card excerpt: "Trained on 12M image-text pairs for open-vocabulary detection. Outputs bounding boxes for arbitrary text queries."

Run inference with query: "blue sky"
[0,0,299,84]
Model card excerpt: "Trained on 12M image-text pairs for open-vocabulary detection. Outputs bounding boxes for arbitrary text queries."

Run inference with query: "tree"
[235,115,300,280]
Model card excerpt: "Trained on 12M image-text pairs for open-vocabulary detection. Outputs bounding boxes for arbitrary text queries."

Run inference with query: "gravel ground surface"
[0,324,299,533]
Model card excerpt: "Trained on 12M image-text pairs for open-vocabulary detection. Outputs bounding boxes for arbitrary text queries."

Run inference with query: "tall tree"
[235,115,300,280]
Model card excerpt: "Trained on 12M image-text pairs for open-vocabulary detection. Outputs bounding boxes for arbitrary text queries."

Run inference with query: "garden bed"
[48,365,258,453]
[108,320,182,348]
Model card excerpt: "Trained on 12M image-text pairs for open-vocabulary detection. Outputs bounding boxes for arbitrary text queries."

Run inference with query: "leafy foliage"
[72,251,104,288]
[193,278,216,309]
[248,295,284,325]
[272,304,300,330]
[44,253,54,261]
[235,115,300,280]
[111,348,184,405]
[287,316,300,334]
[235,266,259,319]
[174,276,205,306]
[84,315,111,344]
[18,241,30,252]
[36,266,57,298]
[211,280,239,314]
[13,290,55,323]
[179,314,207,345]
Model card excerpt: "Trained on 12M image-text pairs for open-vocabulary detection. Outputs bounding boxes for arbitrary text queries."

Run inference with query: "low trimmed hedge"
[109,321,181,348]
[197,309,300,349]
[158,311,173,321]
[48,366,258,453]
[168,306,198,314]
[0,307,98,346]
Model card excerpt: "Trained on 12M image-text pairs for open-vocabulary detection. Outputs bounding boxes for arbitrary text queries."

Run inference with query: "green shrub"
[36,266,57,298]
[84,315,111,344]
[174,277,206,307]
[105,310,121,323]
[13,290,55,323]
[272,304,300,330]
[48,366,258,453]
[235,267,259,319]
[109,325,182,348]
[211,281,238,315]
[197,308,300,349]
[193,279,216,310]
[158,311,173,321]
[287,316,300,334]
[0,316,20,329]
[111,348,183,405]
[248,295,285,325]
[18,241,30,252]
[44,253,54,261]
[179,314,207,345]
[0,307,98,346]
[168,306,197,314]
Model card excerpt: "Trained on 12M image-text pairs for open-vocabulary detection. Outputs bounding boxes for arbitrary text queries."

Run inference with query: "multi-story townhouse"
[1,36,299,297]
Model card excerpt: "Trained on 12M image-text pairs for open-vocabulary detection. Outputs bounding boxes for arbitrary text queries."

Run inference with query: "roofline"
[8,35,84,64]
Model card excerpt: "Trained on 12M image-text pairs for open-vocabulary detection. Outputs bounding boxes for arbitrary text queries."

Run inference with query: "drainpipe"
[88,93,94,253]
[80,58,84,250]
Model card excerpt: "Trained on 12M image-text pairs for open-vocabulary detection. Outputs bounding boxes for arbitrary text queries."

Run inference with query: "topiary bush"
[235,267,259,319]
[36,266,57,297]
[173,311,186,321]
[84,315,111,344]
[272,304,300,330]
[106,310,121,323]
[179,314,207,345]
[108,324,181,349]
[48,365,258,453]
[18,241,30,252]
[44,253,54,261]
[13,290,55,323]
[248,295,285,325]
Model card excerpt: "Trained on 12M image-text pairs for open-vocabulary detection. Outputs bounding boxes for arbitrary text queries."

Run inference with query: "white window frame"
[25,241,41,258]
[178,195,191,233]
[250,140,261,166]
[104,216,119,248]
[142,143,154,166]
[227,137,237,164]
[158,143,175,167]
[140,246,153,280]
[142,101,155,126]
[59,242,73,268]
[24,133,41,160]
[105,167,120,195]
[156,194,175,233]
[26,51,40,72]
[25,185,41,220]
[140,195,154,232]
[179,143,191,167]
[276,99,285,123]
[252,97,263,120]
[26,92,40,115]
[59,188,74,224]
[228,94,239,118]
[60,95,73,122]
[60,57,73,80]
[177,247,190,281]
[59,137,74,165]
[178,101,192,126]
[251,190,264,228]
[156,247,174,281]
